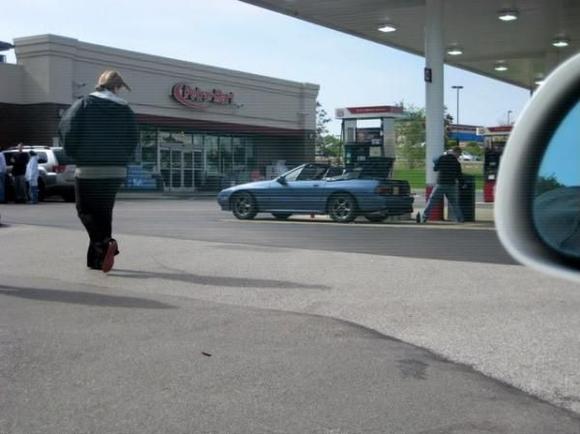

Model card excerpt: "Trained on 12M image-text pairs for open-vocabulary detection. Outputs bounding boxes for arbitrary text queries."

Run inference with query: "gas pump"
[335,106,405,178]
[479,125,512,202]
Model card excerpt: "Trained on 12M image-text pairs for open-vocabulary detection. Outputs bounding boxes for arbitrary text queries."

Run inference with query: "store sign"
[172,83,234,109]
[335,105,405,120]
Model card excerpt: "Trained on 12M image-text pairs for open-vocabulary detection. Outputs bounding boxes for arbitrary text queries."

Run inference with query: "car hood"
[220,180,274,194]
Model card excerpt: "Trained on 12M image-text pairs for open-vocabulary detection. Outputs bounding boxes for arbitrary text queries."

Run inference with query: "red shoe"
[101,239,118,273]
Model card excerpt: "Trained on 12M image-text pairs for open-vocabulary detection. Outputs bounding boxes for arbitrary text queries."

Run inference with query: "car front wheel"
[328,194,357,223]
[231,192,258,220]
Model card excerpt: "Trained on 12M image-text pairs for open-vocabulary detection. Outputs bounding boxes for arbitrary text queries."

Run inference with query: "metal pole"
[425,0,445,187]
[451,85,463,125]
[456,88,460,124]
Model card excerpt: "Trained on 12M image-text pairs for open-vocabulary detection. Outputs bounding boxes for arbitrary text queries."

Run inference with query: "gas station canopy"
[240,0,580,90]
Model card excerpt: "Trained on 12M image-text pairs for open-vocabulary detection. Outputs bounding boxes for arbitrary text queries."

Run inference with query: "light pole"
[451,85,463,147]
[451,85,464,124]
[507,110,513,125]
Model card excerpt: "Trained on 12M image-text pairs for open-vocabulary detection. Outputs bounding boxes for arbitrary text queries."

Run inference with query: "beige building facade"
[0,34,319,191]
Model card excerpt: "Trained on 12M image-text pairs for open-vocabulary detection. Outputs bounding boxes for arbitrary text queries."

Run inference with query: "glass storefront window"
[129,128,260,191]
[140,129,158,170]
[193,135,203,151]
[233,138,245,167]
[159,130,190,146]
[205,136,219,175]
[220,136,233,175]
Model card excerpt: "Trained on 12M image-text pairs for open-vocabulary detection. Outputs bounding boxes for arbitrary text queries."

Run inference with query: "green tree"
[396,104,458,168]
[536,174,564,196]
[320,134,343,161]
[315,101,331,157]
[395,104,425,169]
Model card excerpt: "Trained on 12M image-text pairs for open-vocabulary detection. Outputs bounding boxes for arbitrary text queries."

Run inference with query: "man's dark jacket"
[434,153,464,185]
[11,152,29,176]
[58,95,138,167]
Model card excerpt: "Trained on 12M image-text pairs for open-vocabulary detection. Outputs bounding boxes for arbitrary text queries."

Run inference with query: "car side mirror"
[276,176,287,185]
[496,51,580,282]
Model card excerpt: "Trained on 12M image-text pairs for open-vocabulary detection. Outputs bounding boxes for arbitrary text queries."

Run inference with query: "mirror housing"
[276,176,287,186]
[496,51,580,282]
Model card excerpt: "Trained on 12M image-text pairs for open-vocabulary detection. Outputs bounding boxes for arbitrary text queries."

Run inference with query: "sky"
[539,101,580,186]
[1,0,531,135]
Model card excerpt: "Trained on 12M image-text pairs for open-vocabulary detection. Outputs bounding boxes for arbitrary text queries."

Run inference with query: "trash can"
[458,175,476,222]
[447,175,475,222]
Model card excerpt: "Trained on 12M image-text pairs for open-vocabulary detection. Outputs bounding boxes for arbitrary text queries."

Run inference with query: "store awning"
[240,0,580,90]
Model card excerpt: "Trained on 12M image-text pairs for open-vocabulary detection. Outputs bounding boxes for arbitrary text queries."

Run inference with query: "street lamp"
[507,110,513,125]
[451,85,464,125]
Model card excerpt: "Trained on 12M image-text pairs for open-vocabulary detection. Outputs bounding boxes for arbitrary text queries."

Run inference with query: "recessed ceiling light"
[552,36,570,48]
[378,24,397,33]
[447,46,463,56]
[494,62,508,72]
[498,9,519,21]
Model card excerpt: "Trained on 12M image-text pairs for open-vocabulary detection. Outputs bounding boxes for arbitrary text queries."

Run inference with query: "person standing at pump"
[25,151,39,204]
[11,143,29,203]
[59,70,138,272]
[419,147,465,223]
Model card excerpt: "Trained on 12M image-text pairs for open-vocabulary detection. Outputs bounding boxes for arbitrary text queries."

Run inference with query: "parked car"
[217,163,413,223]
[459,152,480,161]
[3,146,76,202]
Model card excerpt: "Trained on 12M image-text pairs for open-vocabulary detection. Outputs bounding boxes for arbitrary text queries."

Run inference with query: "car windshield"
[2,2,570,433]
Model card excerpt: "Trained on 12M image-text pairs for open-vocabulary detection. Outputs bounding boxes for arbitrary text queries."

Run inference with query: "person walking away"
[419,147,465,223]
[58,70,138,272]
[25,151,39,204]
[0,150,6,203]
[11,143,29,203]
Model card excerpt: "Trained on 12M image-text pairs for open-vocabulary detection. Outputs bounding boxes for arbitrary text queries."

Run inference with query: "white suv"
[3,146,76,202]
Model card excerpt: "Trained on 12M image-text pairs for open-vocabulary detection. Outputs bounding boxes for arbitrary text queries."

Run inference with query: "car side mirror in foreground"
[496,52,580,282]
[276,177,287,185]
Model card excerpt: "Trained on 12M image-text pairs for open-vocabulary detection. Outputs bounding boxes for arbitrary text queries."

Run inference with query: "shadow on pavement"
[0,284,176,309]
[110,268,331,291]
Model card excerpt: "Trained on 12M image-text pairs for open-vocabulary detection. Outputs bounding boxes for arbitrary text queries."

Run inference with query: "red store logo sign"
[172,83,234,109]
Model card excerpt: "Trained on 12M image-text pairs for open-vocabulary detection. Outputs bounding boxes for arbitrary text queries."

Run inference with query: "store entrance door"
[159,146,196,192]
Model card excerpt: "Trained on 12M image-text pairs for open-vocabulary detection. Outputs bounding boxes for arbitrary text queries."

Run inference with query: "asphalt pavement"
[1,200,580,433]
[0,198,512,265]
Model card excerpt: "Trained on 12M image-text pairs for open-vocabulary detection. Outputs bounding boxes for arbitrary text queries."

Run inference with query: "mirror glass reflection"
[534,100,580,258]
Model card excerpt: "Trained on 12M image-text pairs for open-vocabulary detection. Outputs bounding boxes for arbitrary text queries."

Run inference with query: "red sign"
[346,106,404,114]
[487,126,512,133]
[172,83,234,109]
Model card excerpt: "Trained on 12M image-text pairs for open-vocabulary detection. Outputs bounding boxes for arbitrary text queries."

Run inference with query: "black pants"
[75,178,123,267]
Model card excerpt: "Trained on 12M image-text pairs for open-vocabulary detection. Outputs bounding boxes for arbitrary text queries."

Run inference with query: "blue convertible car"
[217,163,414,223]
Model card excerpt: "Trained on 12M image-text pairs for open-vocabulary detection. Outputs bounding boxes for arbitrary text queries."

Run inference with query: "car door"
[268,164,327,212]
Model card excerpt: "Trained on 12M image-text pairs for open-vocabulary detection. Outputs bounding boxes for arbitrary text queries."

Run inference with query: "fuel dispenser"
[335,106,406,178]
[479,126,512,202]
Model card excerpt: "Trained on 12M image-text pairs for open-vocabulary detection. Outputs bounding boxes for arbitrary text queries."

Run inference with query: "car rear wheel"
[272,212,292,220]
[365,213,387,223]
[328,193,357,223]
[231,192,258,220]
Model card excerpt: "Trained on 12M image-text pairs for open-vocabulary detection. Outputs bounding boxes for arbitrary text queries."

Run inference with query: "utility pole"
[451,85,464,146]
